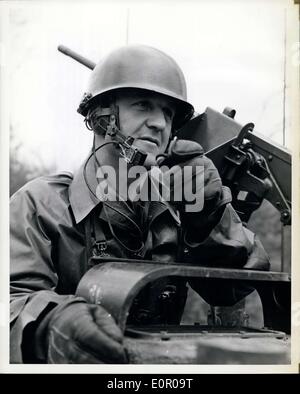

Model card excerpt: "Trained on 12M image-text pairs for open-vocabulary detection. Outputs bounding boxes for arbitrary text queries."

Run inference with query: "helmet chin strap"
[86,104,147,166]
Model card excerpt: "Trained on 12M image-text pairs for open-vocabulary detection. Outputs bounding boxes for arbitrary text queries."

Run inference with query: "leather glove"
[159,139,229,238]
[35,298,127,364]
[159,138,223,211]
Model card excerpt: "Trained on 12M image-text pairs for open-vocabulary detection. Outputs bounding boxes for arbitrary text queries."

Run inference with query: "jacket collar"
[68,157,100,224]
[68,157,145,235]
[69,156,181,227]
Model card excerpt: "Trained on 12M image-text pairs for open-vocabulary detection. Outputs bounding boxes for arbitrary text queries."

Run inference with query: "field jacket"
[10,162,269,362]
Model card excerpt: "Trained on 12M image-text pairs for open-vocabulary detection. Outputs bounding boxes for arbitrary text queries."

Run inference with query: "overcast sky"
[5,0,296,172]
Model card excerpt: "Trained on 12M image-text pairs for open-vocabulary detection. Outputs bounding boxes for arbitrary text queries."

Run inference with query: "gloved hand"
[35,298,127,364]
[158,139,229,239]
[159,138,223,211]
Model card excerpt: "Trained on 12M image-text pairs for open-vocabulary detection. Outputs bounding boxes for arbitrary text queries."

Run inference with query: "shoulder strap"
[84,204,109,268]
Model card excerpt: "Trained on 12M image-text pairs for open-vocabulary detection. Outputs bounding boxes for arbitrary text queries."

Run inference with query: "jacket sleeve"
[183,202,270,306]
[10,184,73,363]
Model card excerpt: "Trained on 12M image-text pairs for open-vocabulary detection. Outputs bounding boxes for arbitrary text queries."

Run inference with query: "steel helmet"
[78,45,194,129]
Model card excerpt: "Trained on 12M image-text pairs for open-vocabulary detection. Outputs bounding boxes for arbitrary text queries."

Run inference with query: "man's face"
[115,89,175,167]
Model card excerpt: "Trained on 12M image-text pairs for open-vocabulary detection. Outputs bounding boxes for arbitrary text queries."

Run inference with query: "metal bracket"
[76,260,291,334]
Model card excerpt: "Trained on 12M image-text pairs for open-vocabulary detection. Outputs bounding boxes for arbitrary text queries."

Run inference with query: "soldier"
[10,45,269,364]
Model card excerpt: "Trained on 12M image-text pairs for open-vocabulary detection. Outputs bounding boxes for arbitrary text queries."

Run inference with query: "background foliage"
[10,129,56,197]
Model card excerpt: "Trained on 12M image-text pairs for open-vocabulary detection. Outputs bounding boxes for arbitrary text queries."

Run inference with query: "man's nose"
[145,108,166,131]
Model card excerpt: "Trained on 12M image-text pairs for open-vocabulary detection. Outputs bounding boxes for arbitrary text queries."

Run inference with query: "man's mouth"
[136,137,160,147]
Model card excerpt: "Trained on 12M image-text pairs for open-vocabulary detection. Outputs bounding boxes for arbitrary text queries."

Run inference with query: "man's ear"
[85,107,114,136]
[84,92,117,135]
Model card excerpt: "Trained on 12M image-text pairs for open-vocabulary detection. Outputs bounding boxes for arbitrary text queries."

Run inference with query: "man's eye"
[163,107,175,120]
[133,101,149,110]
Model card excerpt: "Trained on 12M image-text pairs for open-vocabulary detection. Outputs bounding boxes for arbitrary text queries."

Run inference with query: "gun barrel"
[57,45,96,70]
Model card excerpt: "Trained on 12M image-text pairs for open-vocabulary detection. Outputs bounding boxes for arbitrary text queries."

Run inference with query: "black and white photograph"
[1,0,299,375]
